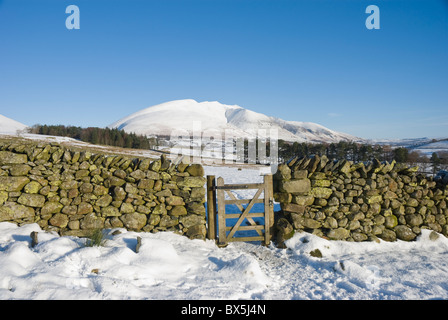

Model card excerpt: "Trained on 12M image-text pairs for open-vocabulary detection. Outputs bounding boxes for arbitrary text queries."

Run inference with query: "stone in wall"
[0,141,207,240]
[274,154,448,243]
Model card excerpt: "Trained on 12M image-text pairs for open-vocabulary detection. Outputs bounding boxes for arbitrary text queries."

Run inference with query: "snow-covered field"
[414,140,448,157]
[1,165,448,301]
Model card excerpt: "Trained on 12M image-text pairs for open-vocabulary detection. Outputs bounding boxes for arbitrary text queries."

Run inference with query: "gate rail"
[206,175,274,247]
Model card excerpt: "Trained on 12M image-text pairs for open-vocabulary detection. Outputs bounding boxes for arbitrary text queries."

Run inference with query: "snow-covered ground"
[413,140,448,157]
[1,165,448,301]
[0,114,28,134]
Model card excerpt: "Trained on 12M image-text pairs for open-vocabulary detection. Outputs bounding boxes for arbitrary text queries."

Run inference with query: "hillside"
[108,99,363,144]
[0,114,28,134]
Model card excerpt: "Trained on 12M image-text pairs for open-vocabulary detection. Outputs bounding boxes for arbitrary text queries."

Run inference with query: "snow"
[2,164,448,301]
[108,99,362,143]
[413,140,448,156]
[370,137,448,157]
[0,114,28,134]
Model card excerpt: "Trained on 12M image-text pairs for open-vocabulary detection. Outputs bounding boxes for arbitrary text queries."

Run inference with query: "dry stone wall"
[274,155,448,246]
[0,140,207,240]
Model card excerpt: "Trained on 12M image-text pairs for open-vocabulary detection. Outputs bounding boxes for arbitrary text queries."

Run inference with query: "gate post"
[216,177,228,247]
[206,175,217,241]
[263,174,274,246]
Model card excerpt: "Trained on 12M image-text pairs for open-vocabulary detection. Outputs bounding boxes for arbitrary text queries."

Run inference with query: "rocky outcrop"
[0,141,206,240]
[274,155,448,244]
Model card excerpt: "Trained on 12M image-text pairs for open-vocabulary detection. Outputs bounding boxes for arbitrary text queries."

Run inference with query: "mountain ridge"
[108,99,363,143]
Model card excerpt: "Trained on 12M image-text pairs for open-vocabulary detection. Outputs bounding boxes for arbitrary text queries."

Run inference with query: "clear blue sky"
[0,0,447,140]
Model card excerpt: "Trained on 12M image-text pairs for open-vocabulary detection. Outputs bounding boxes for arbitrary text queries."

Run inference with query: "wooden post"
[263,174,274,246]
[30,231,38,248]
[206,175,217,241]
[217,177,227,247]
[136,236,142,253]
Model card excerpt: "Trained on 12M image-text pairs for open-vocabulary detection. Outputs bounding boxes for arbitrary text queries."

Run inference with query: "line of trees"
[27,125,448,175]
[29,124,158,150]
[276,140,400,163]
[276,140,448,174]
[429,151,448,174]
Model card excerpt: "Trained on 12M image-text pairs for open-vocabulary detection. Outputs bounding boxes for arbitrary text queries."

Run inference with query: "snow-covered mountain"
[0,114,28,134]
[109,99,362,143]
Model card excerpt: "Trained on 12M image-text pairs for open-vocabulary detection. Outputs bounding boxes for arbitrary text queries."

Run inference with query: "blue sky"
[0,0,447,140]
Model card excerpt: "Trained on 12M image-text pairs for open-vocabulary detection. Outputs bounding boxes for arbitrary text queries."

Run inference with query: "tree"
[393,147,409,163]
[430,152,441,175]
[30,124,154,150]
[358,144,373,162]
[124,135,133,149]
[407,150,422,166]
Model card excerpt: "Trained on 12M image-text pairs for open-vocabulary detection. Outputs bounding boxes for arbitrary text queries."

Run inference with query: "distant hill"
[108,99,363,144]
[0,114,28,134]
